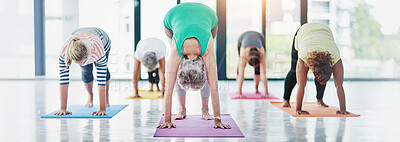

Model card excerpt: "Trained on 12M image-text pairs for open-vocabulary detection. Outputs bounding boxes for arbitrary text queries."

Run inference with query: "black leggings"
[283,30,326,100]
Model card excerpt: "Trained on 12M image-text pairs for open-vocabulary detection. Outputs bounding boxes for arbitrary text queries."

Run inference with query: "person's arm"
[165,27,173,39]
[158,57,166,96]
[211,25,218,39]
[55,85,72,115]
[132,58,141,97]
[55,56,72,115]
[92,56,109,116]
[295,59,310,115]
[157,39,181,129]
[237,48,246,96]
[332,60,349,114]
[203,36,231,129]
[259,47,269,96]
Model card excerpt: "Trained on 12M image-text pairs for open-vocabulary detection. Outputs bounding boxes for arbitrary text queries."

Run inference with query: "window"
[45,0,135,79]
[309,0,400,78]
[0,0,35,78]
[140,0,175,79]
[226,0,263,79]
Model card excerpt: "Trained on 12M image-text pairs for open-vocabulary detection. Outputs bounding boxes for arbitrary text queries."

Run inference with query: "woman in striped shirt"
[55,27,111,116]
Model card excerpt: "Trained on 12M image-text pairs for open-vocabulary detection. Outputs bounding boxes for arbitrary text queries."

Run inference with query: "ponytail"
[64,36,89,66]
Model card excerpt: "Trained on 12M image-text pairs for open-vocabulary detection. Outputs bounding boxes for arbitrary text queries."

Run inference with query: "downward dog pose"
[236,31,269,97]
[283,23,349,115]
[157,3,231,129]
[132,38,166,98]
[56,27,111,116]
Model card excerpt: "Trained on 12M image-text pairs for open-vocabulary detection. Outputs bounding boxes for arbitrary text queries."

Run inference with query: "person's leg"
[154,68,160,91]
[81,63,94,107]
[254,66,261,93]
[148,71,154,91]
[283,32,299,107]
[315,79,328,107]
[200,81,212,120]
[174,80,187,120]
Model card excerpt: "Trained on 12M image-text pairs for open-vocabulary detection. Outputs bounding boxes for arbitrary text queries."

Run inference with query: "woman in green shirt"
[157,3,230,129]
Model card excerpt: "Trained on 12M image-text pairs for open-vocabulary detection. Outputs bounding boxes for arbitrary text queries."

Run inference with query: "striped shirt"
[59,31,110,86]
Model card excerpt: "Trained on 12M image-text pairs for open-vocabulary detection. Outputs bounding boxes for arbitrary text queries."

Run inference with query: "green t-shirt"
[164,3,218,58]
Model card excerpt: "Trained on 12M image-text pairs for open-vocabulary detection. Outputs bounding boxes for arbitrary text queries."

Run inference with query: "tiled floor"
[0,80,399,141]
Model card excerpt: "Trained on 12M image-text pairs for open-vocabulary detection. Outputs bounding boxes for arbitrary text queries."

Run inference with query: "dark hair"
[307,51,334,84]
[248,48,260,67]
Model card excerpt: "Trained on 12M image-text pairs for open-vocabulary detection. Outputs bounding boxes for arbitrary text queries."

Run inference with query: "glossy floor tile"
[0,80,399,141]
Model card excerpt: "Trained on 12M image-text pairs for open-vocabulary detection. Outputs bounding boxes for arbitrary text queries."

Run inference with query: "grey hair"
[142,52,157,71]
[177,58,207,91]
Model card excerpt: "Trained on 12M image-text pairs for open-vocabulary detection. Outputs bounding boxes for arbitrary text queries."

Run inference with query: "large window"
[140,0,175,79]
[45,0,135,79]
[308,0,400,78]
[0,0,35,78]
[226,0,263,79]
[226,0,300,79]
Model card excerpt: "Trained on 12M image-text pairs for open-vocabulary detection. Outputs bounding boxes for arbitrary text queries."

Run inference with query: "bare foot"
[157,89,161,92]
[317,99,329,107]
[149,89,153,92]
[174,110,186,120]
[132,95,141,98]
[85,101,93,107]
[296,110,310,115]
[261,93,270,98]
[255,90,260,94]
[282,99,291,108]
[202,107,213,120]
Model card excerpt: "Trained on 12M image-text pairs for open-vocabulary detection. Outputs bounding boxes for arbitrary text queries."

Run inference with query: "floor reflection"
[1,80,399,141]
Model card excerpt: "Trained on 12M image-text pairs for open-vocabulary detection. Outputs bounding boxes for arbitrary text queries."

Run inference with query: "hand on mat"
[296,110,310,115]
[214,122,231,129]
[92,110,107,116]
[157,122,176,129]
[158,92,164,98]
[336,110,350,115]
[54,110,72,115]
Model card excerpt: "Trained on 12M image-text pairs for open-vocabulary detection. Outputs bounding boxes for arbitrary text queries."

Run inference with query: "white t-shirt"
[134,38,166,62]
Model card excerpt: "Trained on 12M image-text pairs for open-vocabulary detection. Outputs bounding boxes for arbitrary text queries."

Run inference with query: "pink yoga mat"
[154,114,244,137]
[228,92,279,99]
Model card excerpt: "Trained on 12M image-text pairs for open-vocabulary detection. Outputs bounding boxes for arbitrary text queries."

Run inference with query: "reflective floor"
[0,80,399,141]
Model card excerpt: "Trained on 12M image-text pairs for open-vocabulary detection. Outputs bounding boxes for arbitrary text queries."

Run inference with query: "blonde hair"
[64,36,90,66]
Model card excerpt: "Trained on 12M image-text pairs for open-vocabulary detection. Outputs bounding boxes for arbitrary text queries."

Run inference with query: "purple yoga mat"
[228,92,279,99]
[154,114,244,137]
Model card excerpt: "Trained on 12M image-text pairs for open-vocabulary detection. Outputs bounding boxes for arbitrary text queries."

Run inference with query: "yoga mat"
[154,114,244,138]
[270,101,360,117]
[228,92,279,100]
[126,90,164,99]
[41,105,128,119]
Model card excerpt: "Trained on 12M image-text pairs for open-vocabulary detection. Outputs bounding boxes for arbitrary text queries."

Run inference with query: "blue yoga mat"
[41,105,128,119]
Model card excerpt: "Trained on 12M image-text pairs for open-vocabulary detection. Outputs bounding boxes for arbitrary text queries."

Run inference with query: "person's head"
[246,46,260,67]
[65,36,90,66]
[142,52,158,71]
[307,51,334,85]
[177,58,206,91]
[182,38,201,60]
